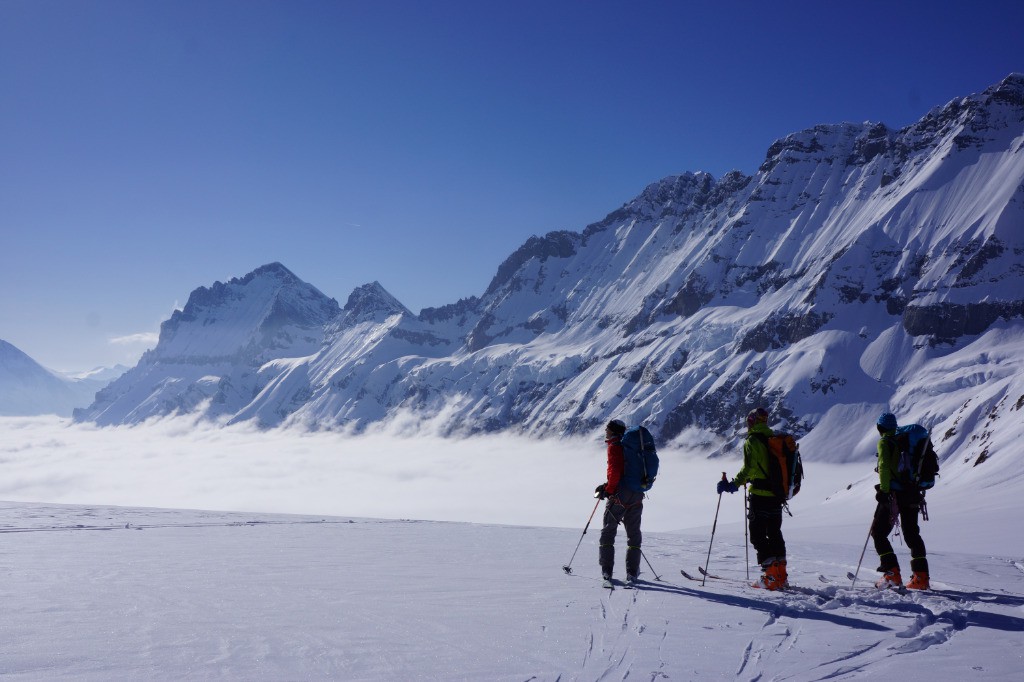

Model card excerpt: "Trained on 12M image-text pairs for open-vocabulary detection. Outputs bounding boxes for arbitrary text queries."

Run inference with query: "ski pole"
[562,497,602,574]
[639,548,662,581]
[702,472,727,586]
[743,483,750,581]
[850,518,874,587]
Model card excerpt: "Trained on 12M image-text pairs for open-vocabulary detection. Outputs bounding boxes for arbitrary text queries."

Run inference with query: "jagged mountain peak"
[343,281,411,319]
[910,72,1024,138]
[160,263,339,340]
[622,172,723,219]
[419,296,482,324]
[760,122,869,174]
[985,72,1024,103]
[636,171,715,202]
[237,261,301,285]
[582,170,753,239]
[482,173,738,302]
[175,262,323,313]
[162,264,341,352]
[76,264,342,425]
[485,231,581,297]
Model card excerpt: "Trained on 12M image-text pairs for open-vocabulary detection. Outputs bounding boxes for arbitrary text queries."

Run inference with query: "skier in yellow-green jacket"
[717,407,787,590]
[871,412,929,590]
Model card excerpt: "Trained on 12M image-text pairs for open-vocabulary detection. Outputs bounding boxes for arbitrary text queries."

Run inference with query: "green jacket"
[877,432,901,493]
[733,422,775,497]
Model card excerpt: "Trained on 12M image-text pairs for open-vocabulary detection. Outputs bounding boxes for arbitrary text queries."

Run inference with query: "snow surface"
[2,416,1022,679]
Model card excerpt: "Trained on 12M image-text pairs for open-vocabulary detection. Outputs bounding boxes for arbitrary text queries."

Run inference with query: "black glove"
[594,483,608,500]
[875,489,891,503]
[717,479,739,494]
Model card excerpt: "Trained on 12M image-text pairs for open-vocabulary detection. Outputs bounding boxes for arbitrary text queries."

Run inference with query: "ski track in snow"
[690,569,1024,681]
[578,580,676,682]
[653,563,1018,681]
[609,558,1022,681]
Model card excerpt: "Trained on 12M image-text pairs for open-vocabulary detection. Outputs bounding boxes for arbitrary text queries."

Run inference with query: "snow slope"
[0,340,115,417]
[2,501,1021,680]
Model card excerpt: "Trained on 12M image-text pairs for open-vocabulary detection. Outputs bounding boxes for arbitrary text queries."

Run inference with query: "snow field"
[1,503,1021,680]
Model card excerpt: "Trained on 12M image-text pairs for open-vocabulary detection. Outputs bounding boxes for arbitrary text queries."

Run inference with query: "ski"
[698,566,724,580]
[843,569,909,593]
[680,567,727,582]
[681,567,739,583]
[681,568,746,586]
[686,566,806,593]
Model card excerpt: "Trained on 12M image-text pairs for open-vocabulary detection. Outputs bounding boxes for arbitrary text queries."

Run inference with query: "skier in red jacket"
[595,419,644,584]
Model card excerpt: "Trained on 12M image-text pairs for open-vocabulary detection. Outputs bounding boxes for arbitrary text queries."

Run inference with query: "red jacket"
[605,436,624,495]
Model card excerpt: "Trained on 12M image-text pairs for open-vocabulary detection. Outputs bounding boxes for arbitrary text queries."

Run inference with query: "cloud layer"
[0,416,873,536]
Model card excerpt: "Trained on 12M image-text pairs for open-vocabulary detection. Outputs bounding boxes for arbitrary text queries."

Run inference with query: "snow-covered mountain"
[76,75,1024,466]
[64,364,131,384]
[75,263,341,425]
[0,340,119,417]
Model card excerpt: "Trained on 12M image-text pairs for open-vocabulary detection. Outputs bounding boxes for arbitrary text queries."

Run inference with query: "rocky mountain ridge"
[74,75,1024,464]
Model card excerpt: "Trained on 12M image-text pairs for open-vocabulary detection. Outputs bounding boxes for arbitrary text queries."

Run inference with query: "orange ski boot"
[906,571,930,590]
[875,568,902,589]
[773,559,789,589]
[753,560,786,591]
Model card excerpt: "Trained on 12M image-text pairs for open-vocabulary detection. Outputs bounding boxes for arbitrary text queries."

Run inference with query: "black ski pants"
[872,488,928,574]
[748,494,786,566]
[599,489,644,577]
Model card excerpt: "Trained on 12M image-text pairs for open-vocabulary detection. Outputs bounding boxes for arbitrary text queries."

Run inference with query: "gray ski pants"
[598,489,644,577]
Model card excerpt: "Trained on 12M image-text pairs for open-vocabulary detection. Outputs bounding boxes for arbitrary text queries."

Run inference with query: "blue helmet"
[876,412,898,432]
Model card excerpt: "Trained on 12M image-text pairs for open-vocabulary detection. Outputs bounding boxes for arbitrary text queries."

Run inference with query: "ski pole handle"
[721,472,727,482]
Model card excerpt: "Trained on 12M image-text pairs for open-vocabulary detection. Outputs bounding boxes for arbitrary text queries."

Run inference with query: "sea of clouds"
[0,415,877,537]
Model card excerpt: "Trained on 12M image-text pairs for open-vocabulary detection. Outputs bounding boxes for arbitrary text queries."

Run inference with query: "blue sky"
[2,0,1021,372]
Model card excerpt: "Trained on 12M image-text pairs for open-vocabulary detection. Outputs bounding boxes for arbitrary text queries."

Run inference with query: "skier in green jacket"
[872,412,929,590]
[717,407,787,590]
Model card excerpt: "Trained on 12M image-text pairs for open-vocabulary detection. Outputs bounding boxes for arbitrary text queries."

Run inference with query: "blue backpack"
[893,424,940,489]
[620,426,659,492]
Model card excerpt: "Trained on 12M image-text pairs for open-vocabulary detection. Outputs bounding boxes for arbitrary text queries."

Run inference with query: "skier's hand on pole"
[716,472,738,495]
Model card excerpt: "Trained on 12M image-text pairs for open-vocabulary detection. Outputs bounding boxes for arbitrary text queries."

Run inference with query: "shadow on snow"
[630,580,891,632]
